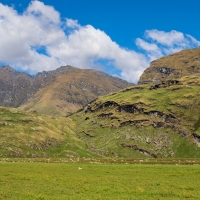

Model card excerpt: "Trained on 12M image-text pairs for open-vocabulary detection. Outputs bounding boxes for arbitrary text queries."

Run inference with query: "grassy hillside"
[1,75,200,159]
[71,76,200,158]
[0,106,95,158]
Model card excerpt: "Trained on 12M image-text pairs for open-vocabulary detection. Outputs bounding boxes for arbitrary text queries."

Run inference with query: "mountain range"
[0,47,200,158]
[0,65,132,116]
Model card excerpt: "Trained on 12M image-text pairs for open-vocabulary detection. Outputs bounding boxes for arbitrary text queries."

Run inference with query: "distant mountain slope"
[0,65,60,107]
[0,66,34,107]
[0,65,132,116]
[71,76,200,158]
[20,66,132,116]
[138,47,200,84]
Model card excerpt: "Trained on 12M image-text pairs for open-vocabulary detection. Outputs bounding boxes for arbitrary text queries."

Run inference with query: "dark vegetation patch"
[120,119,150,127]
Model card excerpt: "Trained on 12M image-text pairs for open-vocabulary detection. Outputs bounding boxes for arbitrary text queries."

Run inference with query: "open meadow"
[0,161,200,199]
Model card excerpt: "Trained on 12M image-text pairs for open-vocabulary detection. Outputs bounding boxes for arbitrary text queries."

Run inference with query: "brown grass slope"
[139,47,200,84]
[0,106,96,158]
[20,66,132,116]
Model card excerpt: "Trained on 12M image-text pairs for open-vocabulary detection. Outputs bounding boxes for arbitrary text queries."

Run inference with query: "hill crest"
[138,47,200,84]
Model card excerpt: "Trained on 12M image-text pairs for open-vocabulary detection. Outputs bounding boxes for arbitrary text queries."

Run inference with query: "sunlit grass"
[0,162,200,199]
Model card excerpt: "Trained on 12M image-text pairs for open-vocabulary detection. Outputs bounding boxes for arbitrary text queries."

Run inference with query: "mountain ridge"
[0,65,132,116]
[1,48,200,158]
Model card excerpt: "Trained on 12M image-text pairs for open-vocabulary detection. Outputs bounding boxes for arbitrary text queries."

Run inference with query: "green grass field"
[1,162,200,199]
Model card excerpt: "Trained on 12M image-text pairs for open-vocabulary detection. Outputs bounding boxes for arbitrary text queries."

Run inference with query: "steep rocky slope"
[138,47,200,84]
[0,66,34,107]
[71,76,200,158]
[0,65,61,107]
[0,65,132,116]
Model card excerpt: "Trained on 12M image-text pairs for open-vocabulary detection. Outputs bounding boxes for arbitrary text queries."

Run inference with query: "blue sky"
[0,0,199,82]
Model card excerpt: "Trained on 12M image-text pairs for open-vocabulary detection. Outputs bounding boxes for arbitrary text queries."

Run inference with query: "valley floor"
[0,161,200,199]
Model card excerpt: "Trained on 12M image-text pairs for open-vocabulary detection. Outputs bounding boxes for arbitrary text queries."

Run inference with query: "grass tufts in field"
[0,162,200,199]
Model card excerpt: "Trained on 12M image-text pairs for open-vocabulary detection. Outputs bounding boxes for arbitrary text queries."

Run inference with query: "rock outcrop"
[73,76,200,158]
[138,47,200,84]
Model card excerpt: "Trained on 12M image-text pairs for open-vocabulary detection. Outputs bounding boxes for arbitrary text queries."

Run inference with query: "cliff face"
[0,66,34,107]
[138,47,200,84]
[0,65,132,116]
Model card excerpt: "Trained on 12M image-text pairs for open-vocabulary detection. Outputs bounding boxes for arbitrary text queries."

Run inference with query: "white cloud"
[136,38,159,51]
[0,1,65,72]
[0,2,199,83]
[46,24,149,82]
[26,1,60,25]
[0,1,149,82]
[186,34,200,46]
[135,38,163,61]
[136,29,200,62]
[66,18,80,28]
[145,30,184,47]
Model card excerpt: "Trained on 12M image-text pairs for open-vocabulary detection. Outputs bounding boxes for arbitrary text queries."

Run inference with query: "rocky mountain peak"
[1,65,16,73]
[0,65,132,116]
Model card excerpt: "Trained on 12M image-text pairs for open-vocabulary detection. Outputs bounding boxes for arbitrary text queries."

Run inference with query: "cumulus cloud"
[66,18,80,28]
[47,23,148,82]
[145,30,184,47]
[136,29,200,62]
[0,1,149,82]
[135,38,163,61]
[0,1,65,72]
[0,1,199,83]
[26,1,60,25]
